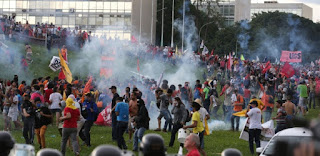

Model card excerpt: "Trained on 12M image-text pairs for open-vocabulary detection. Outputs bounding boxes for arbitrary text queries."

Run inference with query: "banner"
[59,50,72,83]
[239,119,274,148]
[49,56,61,72]
[280,51,302,63]
[95,104,112,126]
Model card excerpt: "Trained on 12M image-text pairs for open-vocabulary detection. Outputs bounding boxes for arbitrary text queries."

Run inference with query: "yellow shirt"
[192,111,204,133]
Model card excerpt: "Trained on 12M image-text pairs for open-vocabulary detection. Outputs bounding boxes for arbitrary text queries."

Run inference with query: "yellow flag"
[232,109,247,117]
[59,50,72,84]
[240,54,245,61]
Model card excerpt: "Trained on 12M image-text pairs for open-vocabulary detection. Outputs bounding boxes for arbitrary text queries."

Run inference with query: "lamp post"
[198,21,215,48]
[161,0,164,47]
[170,0,175,47]
[181,0,185,53]
[151,0,154,44]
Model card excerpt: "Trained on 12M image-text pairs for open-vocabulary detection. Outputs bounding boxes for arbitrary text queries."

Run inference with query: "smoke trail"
[237,20,251,53]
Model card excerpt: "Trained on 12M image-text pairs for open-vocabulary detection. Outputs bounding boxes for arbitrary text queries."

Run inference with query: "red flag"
[211,49,214,56]
[262,61,271,74]
[83,76,93,94]
[131,35,138,44]
[58,70,65,80]
[137,58,140,72]
[281,62,295,78]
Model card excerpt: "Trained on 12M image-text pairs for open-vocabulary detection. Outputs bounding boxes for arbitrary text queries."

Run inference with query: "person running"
[59,97,80,156]
[246,101,262,155]
[22,94,35,144]
[169,97,187,147]
[155,89,173,132]
[115,97,129,150]
[49,87,62,126]
[34,97,52,149]
[82,93,98,147]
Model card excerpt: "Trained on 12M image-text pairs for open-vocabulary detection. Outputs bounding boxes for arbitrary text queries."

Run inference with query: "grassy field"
[1,40,320,155]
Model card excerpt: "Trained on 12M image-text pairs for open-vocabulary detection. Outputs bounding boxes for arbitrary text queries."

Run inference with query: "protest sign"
[280,51,302,63]
[240,119,275,147]
[49,56,61,72]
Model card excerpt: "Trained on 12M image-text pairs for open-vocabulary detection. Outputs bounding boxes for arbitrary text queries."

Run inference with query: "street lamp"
[171,0,175,47]
[161,0,165,47]
[198,21,215,48]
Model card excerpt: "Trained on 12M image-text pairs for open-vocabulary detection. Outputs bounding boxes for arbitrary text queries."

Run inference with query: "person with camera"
[82,93,98,147]
[155,88,173,132]
[22,94,36,144]
[246,101,262,155]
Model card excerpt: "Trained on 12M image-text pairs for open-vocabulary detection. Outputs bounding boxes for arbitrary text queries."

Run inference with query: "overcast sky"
[253,0,320,22]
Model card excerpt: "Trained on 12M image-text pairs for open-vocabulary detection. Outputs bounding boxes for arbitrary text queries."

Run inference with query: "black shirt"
[22,100,35,119]
[111,93,119,114]
[35,106,52,128]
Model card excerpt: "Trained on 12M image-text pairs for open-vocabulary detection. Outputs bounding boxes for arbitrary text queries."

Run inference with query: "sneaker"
[162,129,167,132]
[154,128,161,131]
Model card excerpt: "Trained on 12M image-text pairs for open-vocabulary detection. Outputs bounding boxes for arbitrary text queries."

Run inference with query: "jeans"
[231,111,240,131]
[84,120,94,146]
[116,121,128,149]
[203,98,210,114]
[133,127,146,151]
[23,118,35,144]
[212,105,220,119]
[249,129,261,154]
[169,123,183,147]
[224,106,233,122]
[61,128,79,156]
[160,110,172,131]
[112,113,118,140]
[309,92,316,108]
[197,130,205,149]
[244,98,250,109]
[35,125,47,148]
[264,107,272,122]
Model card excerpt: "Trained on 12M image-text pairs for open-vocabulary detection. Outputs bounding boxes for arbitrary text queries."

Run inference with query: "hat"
[109,86,117,90]
[194,98,203,107]
[249,100,258,106]
[66,98,77,110]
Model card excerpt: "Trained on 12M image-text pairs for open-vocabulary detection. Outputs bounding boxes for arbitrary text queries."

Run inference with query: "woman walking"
[169,97,187,147]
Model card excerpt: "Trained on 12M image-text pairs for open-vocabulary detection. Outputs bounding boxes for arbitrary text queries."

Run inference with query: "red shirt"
[31,92,45,103]
[44,89,53,103]
[186,149,200,156]
[244,89,251,98]
[63,107,80,128]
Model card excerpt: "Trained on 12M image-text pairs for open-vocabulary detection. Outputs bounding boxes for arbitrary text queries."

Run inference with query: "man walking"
[110,86,119,141]
[115,97,129,150]
[246,101,262,155]
[22,94,35,144]
[231,89,243,131]
[82,93,98,147]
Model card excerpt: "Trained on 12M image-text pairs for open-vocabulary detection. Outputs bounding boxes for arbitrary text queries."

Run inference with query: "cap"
[109,86,117,90]
[249,100,258,106]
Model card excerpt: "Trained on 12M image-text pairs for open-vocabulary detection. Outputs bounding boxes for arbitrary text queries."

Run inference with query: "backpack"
[185,109,191,122]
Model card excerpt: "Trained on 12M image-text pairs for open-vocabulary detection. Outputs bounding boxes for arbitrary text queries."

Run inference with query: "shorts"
[9,114,18,121]
[2,106,9,115]
[128,116,135,130]
[50,109,61,114]
[298,97,307,107]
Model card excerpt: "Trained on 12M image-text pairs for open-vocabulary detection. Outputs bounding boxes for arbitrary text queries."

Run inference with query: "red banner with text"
[280,51,302,63]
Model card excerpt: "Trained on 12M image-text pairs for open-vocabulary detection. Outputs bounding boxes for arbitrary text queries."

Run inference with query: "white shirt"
[49,92,62,109]
[198,107,209,128]
[247,107,262,129]
[74,101,85,121]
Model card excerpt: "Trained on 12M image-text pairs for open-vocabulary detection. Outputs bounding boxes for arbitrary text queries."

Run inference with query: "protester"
[231,89,243,131]
[82,93,98,147]
[22,94,35,144]
[272,100,287,133]
[297,80,308,116]
[110,86,119,141]
[169,97,187,147]
[34,97,52,149]
[155,88,173,132]
[115,97,129,150]
[184,133,201,156]
[128,91,139,143]
[8,89,22,130]
[222,82,233,122]
[246,101,262,155]
[132,93,149,152]
[49,87,63,126]
[283,96,297,128]
[59,97,80,156]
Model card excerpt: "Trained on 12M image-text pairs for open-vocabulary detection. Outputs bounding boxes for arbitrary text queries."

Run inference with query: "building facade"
[251,1,313,20]
[0,0,156,43]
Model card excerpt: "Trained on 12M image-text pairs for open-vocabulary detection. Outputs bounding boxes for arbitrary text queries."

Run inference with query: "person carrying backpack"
[82,93,98,147]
